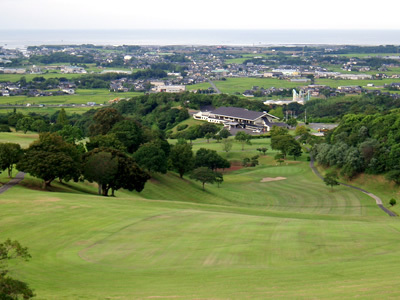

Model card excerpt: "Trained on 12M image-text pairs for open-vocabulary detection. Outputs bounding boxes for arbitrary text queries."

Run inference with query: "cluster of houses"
[2,45,400,99]
[0,81,77,97]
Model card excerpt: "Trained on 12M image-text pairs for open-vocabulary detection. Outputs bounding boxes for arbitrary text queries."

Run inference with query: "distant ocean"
[1,29,400,49]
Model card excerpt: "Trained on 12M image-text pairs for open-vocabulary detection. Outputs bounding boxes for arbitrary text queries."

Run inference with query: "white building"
[155,85,186,93]
[193,107,281,131]
[272,69,299,76]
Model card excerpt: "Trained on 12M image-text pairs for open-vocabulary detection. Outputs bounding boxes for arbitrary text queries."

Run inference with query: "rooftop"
[211,107,278,121]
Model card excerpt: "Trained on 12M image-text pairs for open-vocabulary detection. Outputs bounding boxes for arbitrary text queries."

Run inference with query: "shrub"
[0,124,11,132]
[390,198,397,206]
[177,124,188,131]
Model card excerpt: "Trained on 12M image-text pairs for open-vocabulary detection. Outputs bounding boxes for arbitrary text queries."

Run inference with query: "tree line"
[303,94,400,121]
[0,107,231,194]
[311,109,400,183]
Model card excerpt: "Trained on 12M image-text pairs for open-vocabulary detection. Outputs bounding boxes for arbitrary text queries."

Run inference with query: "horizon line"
[2,28,400,31]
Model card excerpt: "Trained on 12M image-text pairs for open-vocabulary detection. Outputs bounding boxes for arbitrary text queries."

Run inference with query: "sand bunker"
[260,177,287,182]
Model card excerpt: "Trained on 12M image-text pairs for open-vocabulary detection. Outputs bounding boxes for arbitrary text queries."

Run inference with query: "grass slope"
[1,181,400,299]
[1,137,399,298]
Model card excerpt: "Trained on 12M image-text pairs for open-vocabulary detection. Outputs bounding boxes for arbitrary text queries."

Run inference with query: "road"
[0,172,26,194]
[208,79,221,94]
[307,149,396,217]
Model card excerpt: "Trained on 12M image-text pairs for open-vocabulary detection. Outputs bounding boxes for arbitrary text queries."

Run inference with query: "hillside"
[2,135,400,298]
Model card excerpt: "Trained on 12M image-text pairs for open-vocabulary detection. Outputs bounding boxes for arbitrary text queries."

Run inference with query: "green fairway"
[1,179,400,299]
[139,166,382,216]
[1,136,400,299]
[0,131,38,148]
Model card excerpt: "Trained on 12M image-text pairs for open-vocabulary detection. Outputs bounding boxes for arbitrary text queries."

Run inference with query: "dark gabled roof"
[211,107,278,121]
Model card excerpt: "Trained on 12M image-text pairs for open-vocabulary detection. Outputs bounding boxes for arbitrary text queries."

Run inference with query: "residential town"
[2,44,400,103]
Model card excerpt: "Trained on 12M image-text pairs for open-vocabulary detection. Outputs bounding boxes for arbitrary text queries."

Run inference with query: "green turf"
[213,78,300,94]
[0,89,143,105]
[1,135,400,299]
[185,82,212,91]
[0,131,38,148]
[1,176,400,299]
[141,138,382,216]
[315,78,397,88]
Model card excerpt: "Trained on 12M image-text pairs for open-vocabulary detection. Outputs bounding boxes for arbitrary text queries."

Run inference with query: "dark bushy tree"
[83,148,149,196]
[89,108,123,136]
[110,119,144,153]
[16,117,33,134]
[219,128,231,139]
[190,167,218,191]
[86,134,127,152]
[133,141,168,174]
[0,143,23,178]
[169,142,194,178]
[324,171,340,190]
[17,133,81,188]
[195,148,230,170]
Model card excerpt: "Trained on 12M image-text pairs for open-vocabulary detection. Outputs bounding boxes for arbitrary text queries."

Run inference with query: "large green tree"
[169,142,194,178]
[16,117,34,134]
[195,148,230,170]
[56,108,69,126]
[0,143,23,178]
[83,148,149,196]
[82,151,118,195]
[190,167,218,191]
[133,141,168,174]
[324,171,340,191]
[17,133,81,188]
[58,125,83,144]
[219,128,231,139]
[271,134,300,158]
[86,134,127,152]
[234,131,252,151]
[89,108,123,136]
[288,143,302,160]
[31,119,48,133]
[110,119,144,153]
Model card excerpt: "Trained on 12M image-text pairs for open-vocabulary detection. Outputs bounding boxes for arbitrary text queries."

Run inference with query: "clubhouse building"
[193,106,285,132]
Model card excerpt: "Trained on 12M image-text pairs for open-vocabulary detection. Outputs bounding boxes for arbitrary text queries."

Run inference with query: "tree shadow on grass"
[19,177,98,195]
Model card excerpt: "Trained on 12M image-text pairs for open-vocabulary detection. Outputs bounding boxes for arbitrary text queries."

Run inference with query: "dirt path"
[308,150,396,217]
[0,172,26,194]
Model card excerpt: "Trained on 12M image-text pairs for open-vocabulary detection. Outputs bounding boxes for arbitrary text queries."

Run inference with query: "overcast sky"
[2,0,399,30]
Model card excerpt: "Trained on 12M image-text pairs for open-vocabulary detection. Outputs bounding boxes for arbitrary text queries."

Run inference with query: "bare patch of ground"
[260,177,287,183]
[216,161,243,173]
